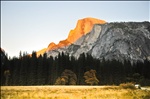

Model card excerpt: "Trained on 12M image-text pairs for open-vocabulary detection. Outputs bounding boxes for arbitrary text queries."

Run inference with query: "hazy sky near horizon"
[1,1,149,58]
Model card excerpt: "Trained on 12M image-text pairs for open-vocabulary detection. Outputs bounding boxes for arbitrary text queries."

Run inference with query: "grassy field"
[1,86,150,99]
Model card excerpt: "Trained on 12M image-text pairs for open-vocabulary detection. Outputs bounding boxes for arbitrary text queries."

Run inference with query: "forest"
[1,50,150,86]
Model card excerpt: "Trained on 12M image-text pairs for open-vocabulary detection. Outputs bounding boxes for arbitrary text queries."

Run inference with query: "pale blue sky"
[1,1,149,57]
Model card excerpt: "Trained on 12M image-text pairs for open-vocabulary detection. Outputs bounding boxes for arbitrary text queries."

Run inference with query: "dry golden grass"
[1,86,150,99]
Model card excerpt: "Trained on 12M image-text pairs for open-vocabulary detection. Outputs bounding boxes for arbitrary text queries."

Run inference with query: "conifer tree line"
[1,50,150,86]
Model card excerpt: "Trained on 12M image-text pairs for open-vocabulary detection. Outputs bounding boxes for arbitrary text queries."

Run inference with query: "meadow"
[1,86,150,99]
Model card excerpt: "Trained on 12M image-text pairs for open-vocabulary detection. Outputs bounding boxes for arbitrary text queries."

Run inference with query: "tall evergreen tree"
[28,51,38,85]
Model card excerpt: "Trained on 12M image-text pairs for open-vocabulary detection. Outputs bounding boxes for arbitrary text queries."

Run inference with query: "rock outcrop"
[37,17,106,56]
[66,17,106,44]
[47,21,150,63]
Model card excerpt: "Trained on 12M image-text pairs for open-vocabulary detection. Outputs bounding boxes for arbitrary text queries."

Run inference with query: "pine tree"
[28,51,38,85]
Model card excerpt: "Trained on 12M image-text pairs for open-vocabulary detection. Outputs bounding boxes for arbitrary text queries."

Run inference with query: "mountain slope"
[37,17,106,55]
[47,21,150,63]
[36,48,47,56]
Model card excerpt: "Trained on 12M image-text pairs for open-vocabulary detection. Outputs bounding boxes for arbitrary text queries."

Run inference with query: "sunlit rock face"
[37,17,106,56]
[47,42,57,51]
[67,17,106,43]
[36,48,47,57]
[47,21,150,63]
[46,17,106,51]
[68,24,102,58]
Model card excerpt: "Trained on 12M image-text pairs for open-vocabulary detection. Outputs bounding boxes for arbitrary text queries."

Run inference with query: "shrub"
[84,69,99,85]
[119,82,136,90]
[55,77,65,85]
[54,69,77,85]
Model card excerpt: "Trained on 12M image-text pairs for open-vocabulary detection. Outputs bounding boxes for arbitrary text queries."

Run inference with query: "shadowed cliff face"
[46,17,106,52]
[47,21,150,63]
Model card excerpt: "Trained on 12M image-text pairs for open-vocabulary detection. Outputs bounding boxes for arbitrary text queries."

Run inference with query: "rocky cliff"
[39,17,106,54]
[47,21,150,63]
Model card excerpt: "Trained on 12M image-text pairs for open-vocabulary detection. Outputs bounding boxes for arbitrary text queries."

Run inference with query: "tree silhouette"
[1,49,150,86]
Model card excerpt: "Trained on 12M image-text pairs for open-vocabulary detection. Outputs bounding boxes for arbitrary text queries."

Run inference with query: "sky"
[1,1,149,58]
